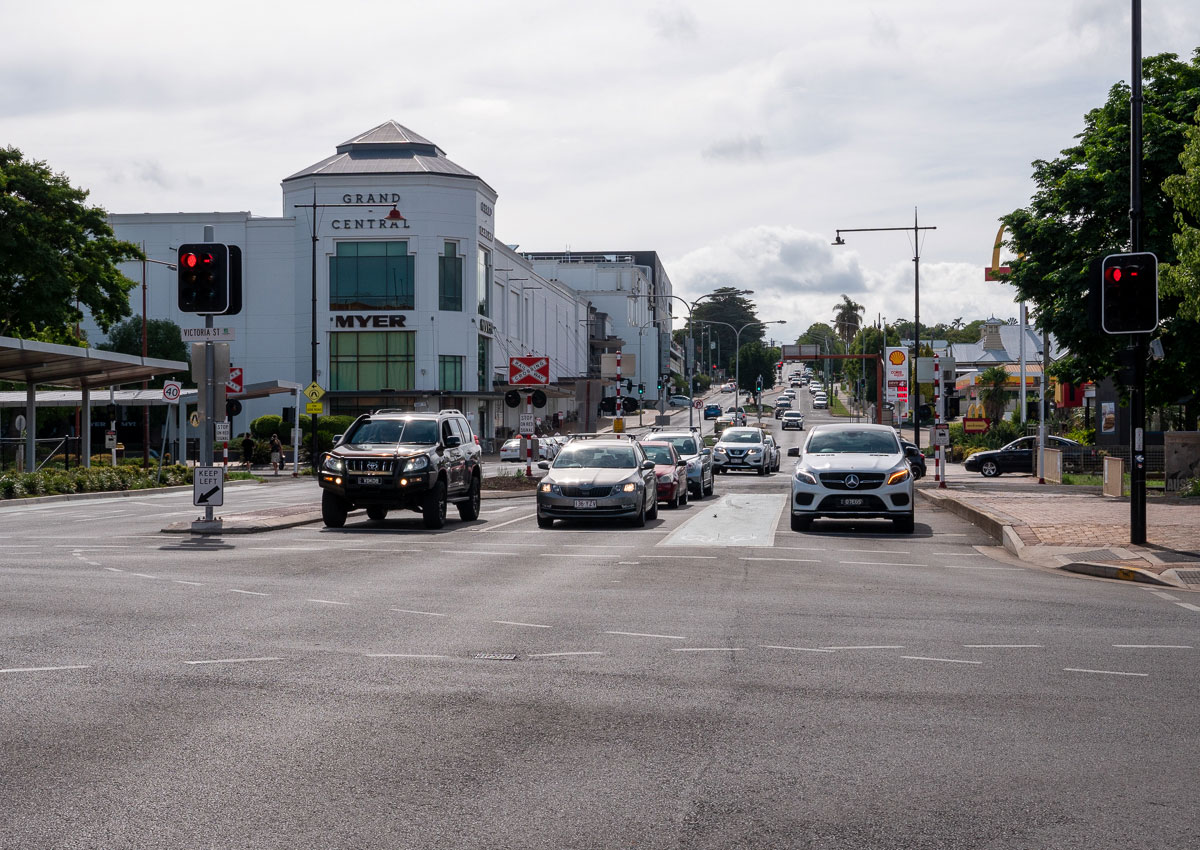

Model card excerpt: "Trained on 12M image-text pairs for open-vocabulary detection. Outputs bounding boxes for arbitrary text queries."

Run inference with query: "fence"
[0,437,82,472]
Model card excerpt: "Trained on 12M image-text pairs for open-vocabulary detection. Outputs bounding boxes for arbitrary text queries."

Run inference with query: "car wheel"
[457,475,481,521]
[892,513,915,533]
[679,484,688,507]
[647,491,659,521]
[422,479,447,529]
[758,463,768,476]
[631,498,647,528]
[790,513,812,532]
[980,460,1000,478]
[537,514,555,529]
[366,505,388,521]
[321,490,348,528]
[703,473,714,497]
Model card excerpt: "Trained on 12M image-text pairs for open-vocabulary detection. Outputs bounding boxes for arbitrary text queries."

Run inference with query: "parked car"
[668,394,693,408]
[900,439,926,478]
[781,411,805,430]
[712,426,774,475]
[642,428,715,498]
[703,403,722,420]
[640,440,689,508]
[499,438,524,462]
[787,423,916,533]
[963,435,1097,477]
[536,436,658,527]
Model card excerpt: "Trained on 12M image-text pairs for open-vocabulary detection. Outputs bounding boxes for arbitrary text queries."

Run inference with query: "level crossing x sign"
[226,366,243,394]
[509,356,550,385]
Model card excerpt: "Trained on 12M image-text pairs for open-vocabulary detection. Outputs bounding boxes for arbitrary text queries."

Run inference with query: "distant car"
[703,403,722,420]
[790,380,803,388]
[713,427,773,475]
[812,396,828,409]
[781,411,805,430]
[773,397,793,418]
[668,394,693,408]
[724,406,748,425]
[900,440,926,478]
[963,435,1097,477]
[500,438,523,462]
[640,440,689,509]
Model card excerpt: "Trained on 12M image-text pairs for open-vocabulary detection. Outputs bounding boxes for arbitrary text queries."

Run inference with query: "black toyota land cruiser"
[317,409,482,529]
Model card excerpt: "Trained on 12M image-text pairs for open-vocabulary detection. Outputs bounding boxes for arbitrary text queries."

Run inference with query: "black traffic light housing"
[1097,252,1158,334]
[178,243,243,315]
[638,383,645,395]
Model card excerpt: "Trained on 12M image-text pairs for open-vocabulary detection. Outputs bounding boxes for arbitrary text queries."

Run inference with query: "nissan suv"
[318,409,482,529]
[640,428,715,498]
[712,426,775,475]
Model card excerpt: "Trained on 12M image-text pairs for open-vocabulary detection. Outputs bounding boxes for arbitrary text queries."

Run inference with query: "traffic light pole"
[1129,0,1147,543]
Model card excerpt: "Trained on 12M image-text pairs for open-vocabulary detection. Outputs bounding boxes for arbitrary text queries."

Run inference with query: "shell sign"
[885,347,908,382]
[888,350,906,366]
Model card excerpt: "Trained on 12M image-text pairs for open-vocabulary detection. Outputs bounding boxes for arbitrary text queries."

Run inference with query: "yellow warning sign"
[306,401,324,414]
[303,382,325,402]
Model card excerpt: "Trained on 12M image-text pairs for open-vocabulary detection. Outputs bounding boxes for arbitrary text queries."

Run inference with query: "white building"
[97,121,678,443]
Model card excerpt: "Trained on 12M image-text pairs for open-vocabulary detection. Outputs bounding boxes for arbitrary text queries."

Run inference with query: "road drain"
[473,652,518,661]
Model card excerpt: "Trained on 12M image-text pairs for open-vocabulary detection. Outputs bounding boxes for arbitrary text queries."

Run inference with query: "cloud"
[701,135,766,162]
[649,3,699,42]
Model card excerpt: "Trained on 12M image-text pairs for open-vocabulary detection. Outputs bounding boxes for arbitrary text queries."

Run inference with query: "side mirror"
[700,448,711,457]
[787,447,800,457]
[537,461,549,470]
[332,434,344,445]
[677,459,687,467]
[904,445,919,458]
[642,460,656,471]
[443,435,462,448]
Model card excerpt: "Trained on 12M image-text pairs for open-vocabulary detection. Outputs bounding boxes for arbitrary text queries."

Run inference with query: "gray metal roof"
[0,336,188,389]
[949,323,1065,366]
[282,120,488,186]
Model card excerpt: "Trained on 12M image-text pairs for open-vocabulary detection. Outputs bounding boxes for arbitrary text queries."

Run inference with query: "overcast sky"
[5,1,1196,342]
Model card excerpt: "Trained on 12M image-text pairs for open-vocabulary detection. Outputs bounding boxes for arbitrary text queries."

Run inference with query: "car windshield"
[347,419,439,444]
[663,437,698,455]
[642,445,675,465]
[554,445,638,469]
[806,430,899,454]
[722,430,762,444]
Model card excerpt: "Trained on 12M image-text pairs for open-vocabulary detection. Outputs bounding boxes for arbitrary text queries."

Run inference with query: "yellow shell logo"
[888,350,906,366]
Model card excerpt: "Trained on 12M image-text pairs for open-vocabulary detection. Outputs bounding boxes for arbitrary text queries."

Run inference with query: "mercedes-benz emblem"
[844,474,861,489]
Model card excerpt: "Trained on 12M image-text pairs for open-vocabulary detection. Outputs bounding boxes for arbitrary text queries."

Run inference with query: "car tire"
[892,513,915,533]
[631,498,647,528]
[647,492,659,521]
[980,460,1000,478]
[703,473,714,497]
[790,513,812,532]
[422,479,447,529]
[537,514,555,529]
[457,475,481,521]
[758,463,768,476]
[322,490,348,529]
[679,485,688,507]
[366,505,388,521]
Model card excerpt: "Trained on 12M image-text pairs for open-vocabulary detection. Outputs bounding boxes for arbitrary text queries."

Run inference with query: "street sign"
[193,467,224,507]
[303,382,325,402]
[693,400,703,409]
[226,367,243,394]
[104,430,117,449]
[933,424,949,446]
[519,413,536,436]
[189,411,200,428]
[963,417,990,434]
[305,401,324,414]
[162,381,181,404]
[509,356,550,385]
[181,327,236,342]
[885,347,908,382]
[214,422,231,443]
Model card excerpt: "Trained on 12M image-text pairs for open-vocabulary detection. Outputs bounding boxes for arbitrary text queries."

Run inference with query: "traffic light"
[178,243,231,314]
[755,376,763,393]
[226,399,243,418]
[1098,252,1158,334]
[638,383,645,395]
[657,377,663,391]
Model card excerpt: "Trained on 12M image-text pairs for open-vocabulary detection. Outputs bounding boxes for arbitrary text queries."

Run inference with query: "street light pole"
[833,211,936,447]
[695,319,785,421]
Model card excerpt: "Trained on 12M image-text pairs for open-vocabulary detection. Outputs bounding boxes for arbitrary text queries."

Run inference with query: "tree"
[1000,50,1200,427]
[832,295,864,344]
[96,317,190,387]
[0,147,143,341]
[735,341,778,395]
[1162,104,1200,322]
[978,366,1010,423]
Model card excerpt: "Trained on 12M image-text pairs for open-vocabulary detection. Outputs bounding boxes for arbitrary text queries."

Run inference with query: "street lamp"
[833,209,936,447]
[294,192,408,475]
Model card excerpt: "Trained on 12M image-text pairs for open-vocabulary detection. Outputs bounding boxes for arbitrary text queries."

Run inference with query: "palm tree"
[832,295,864,345]
[978,366,1010,422]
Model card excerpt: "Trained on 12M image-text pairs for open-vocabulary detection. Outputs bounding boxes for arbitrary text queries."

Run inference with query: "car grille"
[818,472,885,491]
[725,448,748,457]
[560,485,614,498]
[345,457,397,474]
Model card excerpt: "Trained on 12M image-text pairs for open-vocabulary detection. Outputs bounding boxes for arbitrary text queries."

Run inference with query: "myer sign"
[334,315,408,329]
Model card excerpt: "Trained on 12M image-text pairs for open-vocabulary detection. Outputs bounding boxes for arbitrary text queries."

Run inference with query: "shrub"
[250,414,284,439]
[0,463,193,500]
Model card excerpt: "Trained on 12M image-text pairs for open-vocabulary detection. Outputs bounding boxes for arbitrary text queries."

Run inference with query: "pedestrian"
[269,433,283,476]
[241,434,255,471]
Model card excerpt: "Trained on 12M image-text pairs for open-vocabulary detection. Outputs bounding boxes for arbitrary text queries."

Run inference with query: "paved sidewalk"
[918,480,1200,589]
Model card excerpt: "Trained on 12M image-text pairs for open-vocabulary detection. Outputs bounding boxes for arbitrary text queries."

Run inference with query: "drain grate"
[473,652,517,661]
[1153,551,1200,563]
[1070,549,1125,562]
[1174,569,1200,586]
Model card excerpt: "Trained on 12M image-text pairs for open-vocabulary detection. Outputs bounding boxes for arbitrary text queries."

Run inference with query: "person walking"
[269,433,283,476]
[241,434,255,471]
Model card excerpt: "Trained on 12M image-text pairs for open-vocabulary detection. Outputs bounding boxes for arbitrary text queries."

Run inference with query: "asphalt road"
[2,387,1197,849]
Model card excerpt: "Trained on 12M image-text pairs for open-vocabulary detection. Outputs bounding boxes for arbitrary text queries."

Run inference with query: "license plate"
[358,477,382,486]
[841,497,864,506]
[573,499,598,509]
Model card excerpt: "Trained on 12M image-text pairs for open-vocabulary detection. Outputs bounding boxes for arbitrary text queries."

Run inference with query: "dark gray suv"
[318,409,482,529]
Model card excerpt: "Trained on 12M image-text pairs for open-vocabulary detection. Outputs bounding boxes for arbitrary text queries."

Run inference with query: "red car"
[640,440,689,508]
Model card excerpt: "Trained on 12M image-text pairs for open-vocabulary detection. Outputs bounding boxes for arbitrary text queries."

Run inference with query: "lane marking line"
[759,644,835,653]
[838,549,911,554]
[1177,603,1200,613]
[943,566,1023,571]
[821,645,905,650]
[365,653,448,659]
[174,580,204,586]
[391,608,447,617]
[528,651,605,658]
[469,512,536,532]
[493,620,552,629]
[963,644,1043,648]
[1064,667,1148,677]
[740,557,820,563]
[902,656,983,665]
[672,647,745,652]
[307,599,350,605]
[1112,644,1192,649]
[103,567,124,573]
[230,589,270,596]
[840,561,928,567]
[604,630,686,640]
[642,554,718,559]
[1,665,90,674]
[129,573,157,579]
[1148,591,1179,600]
[618,561,641,565]
[184,657,283,665]
[442,550,519,556]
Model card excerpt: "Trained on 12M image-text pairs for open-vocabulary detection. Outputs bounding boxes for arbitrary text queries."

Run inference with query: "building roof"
[948,321,1065,367]
[282,120,491,190]
[0,336,187,390]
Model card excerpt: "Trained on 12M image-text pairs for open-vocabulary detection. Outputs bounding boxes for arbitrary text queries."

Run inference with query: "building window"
[329,331,415,391]
[477,335,489,392]
[439,355,464,391]
[439,242,463,312]
[330,242,414,310]
[477,246,491,317]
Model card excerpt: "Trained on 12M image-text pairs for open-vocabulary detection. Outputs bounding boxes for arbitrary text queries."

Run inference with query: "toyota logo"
[367,461,379,471]
[844,474,861,489]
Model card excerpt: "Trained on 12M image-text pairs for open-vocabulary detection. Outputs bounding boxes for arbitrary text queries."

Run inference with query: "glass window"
[439,355,463,391]
[477,246,491,317]
[439,242,463,312]
[330,241,414,310]
[329,331,415,392]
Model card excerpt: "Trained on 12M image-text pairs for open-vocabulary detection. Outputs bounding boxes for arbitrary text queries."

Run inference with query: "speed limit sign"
[162,380,181,404]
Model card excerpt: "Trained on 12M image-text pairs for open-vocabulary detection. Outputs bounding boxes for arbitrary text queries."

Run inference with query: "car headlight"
[687,458,700,470]
[622,482,638,492]
[886,467,911,485]
[322,455,344,473]
[539,482,554,493]
[748,448,762,454]
[403,455,430,472]
[714,447,727,455]
[794,468,818,486]
[657,473,674,484]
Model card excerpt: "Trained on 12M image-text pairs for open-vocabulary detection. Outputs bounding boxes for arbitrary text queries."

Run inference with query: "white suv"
[713,427,775,475]
[787,423,915,533]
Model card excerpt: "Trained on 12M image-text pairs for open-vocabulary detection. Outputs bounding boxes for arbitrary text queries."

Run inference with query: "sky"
[4,0,1197,344]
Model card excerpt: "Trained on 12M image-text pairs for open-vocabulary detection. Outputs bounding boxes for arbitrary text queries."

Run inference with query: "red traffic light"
[181,252,199,269]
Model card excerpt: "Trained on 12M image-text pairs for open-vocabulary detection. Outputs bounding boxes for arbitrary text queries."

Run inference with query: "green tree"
[0,147,143,341]
[1001,50,1200,427]
[691,287,761,370]
[1162,104,1200,321]
[736,341,779,395]
[978,366,1010,423]
[832,294,864,344]
[96,317,190,386]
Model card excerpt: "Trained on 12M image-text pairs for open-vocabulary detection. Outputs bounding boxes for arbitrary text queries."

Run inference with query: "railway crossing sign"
[509,356,550,385]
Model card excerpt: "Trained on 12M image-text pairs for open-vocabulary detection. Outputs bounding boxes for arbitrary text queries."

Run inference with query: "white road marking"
[759,644,836,653]
[821,645,905,650]
[184,657,283,666]
[540,553,611,558]
[469,512,536,531]
[617,561,641,565]
[963,644,1043,648]
[604,630,686,640]
[642,554,718,559]
[1064,667,1148,677]
[528,651,605,658]
[129,573,158,579]
[943,566,1023,571]
[307,598,350,605]
[772,546,825,551]
[230,589,270,596]
[365,653,448,659]
[1112,644,1192,649]
[442,550,518,556]
[672,647,745,652]
[1177,603,1200,613]
[1,665,90,674]
[902,656,983,665]
[103,567,124,573]
[740,557,820,563]
[564,544,636,549]
[59,545,131,549]
[174,580,204,586]
[494,620,552,629]
[841,561,927,567]
[250,547,339,551]
[1147,591,1179,600]
[839,549,910,554]
[391,608,447,617]
[345,548,421,552]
